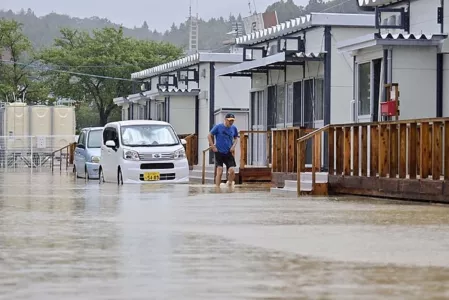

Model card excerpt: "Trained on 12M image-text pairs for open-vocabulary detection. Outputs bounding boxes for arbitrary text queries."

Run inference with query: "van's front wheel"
[117,168,123,185]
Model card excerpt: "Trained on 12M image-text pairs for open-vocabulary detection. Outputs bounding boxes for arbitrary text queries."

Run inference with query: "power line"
[0,59,141,82]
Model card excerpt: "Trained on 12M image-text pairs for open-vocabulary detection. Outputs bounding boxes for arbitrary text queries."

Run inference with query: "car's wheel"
[99,167,105,184]
[74,166,80,178]
[85,165,89,180]
[117,168,123,185]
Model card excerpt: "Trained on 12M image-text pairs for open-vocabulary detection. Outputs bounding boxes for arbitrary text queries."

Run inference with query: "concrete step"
[271,172,329,194]
[270,187,297,196]
[300,172,328,183]
[190,169,227,180]
[192,165,240,173]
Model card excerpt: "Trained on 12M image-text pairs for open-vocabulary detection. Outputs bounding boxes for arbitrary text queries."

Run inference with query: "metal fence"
[0,135,76,171]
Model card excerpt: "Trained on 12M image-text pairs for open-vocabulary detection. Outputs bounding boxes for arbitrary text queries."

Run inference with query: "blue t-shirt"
[210,123,239,154]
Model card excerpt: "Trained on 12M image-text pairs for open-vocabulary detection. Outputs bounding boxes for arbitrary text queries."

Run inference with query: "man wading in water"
[208,113,239,187]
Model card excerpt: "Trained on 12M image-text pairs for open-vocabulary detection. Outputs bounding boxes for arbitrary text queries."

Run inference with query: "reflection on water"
[0,171,448,299]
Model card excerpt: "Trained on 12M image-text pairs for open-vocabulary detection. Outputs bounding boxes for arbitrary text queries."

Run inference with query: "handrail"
[296,126,330,195]
[330,116,449,128]
[183,133,196,140]
[297,125,330,143]
[201,146,211,184]
[51,142,76,172]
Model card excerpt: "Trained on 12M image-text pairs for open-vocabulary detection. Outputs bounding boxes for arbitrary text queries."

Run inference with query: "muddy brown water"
[0,171,448,299]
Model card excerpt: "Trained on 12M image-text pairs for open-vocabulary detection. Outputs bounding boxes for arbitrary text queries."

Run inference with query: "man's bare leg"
[227,167,235,186]
[215,166,223,186]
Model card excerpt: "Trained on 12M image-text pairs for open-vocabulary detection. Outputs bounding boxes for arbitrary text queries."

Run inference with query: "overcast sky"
[2,0,312,32]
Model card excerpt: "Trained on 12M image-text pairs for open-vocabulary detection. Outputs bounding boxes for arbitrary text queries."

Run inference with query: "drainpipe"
[387,48,393,84]
[437,0,444,117]
[195,95,199,135]
[382,48,391,121]
[441,0,444,34]
[322,26,332,171]
[437,54,443,117]
[353,55,356,122]
[209,62,216,164]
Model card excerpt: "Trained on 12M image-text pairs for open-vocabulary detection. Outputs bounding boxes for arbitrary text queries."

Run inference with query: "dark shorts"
[214,152,236,169]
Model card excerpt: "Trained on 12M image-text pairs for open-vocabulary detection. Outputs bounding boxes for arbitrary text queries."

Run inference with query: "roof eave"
[235,13,375,47]
[131,53,243,80]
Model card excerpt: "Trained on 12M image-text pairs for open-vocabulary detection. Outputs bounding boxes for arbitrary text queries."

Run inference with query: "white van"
[98,120,189,184]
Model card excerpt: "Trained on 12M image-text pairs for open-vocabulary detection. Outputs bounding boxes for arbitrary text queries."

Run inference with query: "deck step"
[271,172,329,195]
[189,166,239,184]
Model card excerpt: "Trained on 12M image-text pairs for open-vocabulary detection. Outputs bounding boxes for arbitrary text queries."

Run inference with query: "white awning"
[337,33,448,53]
[216,52,287,77]
[142,88,200,99]
[113,96,129,106]
[216,51,325,77]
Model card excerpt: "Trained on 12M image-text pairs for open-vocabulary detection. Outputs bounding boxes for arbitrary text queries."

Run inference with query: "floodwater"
[0,171,449,299]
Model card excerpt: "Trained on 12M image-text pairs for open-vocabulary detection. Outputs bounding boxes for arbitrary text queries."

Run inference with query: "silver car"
[74,127,103,179]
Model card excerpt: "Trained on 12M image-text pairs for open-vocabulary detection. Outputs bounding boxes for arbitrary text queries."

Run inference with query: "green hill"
[0,0,364,51]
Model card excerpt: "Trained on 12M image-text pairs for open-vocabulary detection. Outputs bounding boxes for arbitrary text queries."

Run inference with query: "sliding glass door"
[250,90,268,166]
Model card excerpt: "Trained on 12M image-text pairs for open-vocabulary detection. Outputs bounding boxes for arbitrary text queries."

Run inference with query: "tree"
[0,18,50,103]
[39,26,183,125]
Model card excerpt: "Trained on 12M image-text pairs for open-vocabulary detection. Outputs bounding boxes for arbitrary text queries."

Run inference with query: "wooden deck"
[191,118,449,203]
[238,167,272,183]
[296,117,449,203]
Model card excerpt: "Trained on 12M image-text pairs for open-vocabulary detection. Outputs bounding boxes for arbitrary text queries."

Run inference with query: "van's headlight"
[91,156,100,163]
[173,148,186,159]
[123,149,140,161]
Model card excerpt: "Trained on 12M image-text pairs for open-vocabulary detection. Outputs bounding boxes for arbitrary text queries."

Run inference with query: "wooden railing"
[294,117,449,195]
[182,133,198,169]
[328,118,449,180]
[296,125,330,195]
[51,142,76,172]
[201,146,211,184]
[272,127,316,173]
[239,130,271,169]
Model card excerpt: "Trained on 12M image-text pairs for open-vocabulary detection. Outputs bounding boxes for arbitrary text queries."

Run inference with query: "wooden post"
[408,123,417,179]
[297,140,301,196]
[432,122,442,180]
[420,122,430,179]
[353,126,359,176]
[328,126,335,175]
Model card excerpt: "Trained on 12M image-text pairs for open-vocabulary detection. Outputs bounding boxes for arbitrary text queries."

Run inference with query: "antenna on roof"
[188,0,199,54]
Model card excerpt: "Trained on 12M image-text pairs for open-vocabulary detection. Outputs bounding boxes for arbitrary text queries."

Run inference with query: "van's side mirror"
[181,139,187,145]
[76,144,85,149]
[105,140,116,148]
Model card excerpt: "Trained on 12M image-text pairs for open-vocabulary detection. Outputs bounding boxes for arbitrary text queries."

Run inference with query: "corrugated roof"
[293,52,326,58]
[379,33,440,39]
[358,0,405,7]
[235,12,374,46]
[337,32,447,52]
[157,88,200,93]
[131,53,242,80]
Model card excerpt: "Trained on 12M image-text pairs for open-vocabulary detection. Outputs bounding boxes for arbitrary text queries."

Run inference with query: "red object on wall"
[380,100,398,116]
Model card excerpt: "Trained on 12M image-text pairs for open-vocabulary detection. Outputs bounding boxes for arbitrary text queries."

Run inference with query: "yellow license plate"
[143,172,160,181]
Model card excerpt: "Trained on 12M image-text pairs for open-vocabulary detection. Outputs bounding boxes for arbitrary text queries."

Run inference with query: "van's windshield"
[120,124,179,147]
[87,129,102,148]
